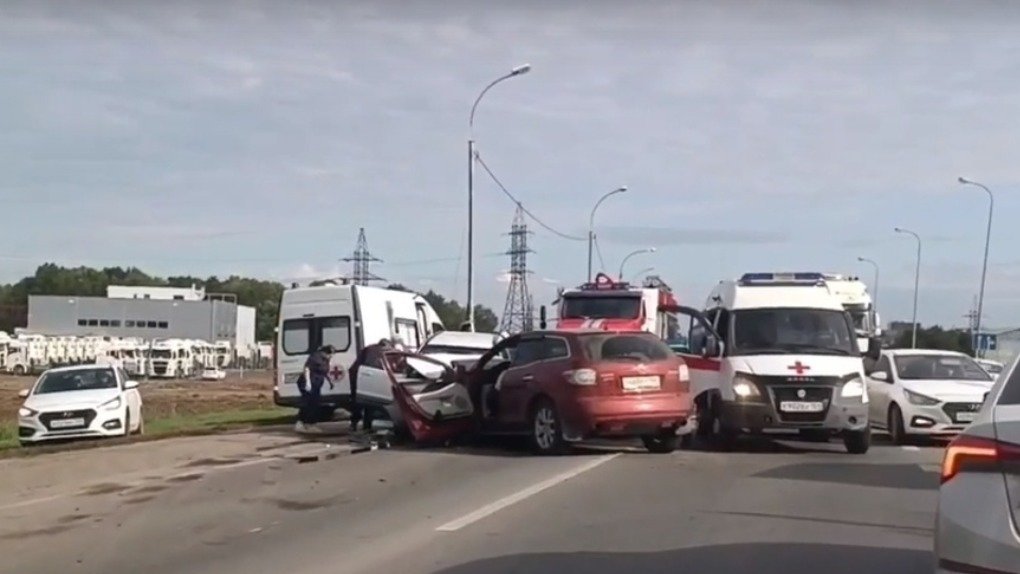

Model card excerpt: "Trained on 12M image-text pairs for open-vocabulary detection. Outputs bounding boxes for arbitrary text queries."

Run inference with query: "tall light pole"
[588,186,628,281]
[466,63,531,331]
[957,177,994,357]
[894,227,922,348]
[856,256,880,307]
[619,247,656,281]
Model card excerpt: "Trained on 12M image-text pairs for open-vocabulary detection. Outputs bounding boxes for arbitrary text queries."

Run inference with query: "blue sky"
[2,0,1020,328]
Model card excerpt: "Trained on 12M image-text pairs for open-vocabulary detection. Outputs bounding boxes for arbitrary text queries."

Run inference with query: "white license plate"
[779,401,824,413]
[955,412,978,423]
[50,418,85,429]
[622,375,661,392]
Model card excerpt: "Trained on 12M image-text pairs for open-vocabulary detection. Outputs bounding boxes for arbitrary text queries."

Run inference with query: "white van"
[677,272,881,454]
[273,280,446,422]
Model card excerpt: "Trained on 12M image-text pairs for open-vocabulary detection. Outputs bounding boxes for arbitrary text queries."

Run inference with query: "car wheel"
[12,365,25,376]
[123,412,132,437]
[843,426,871,454]
[642,430,679,454]
[707,401,738,451]
[888,404,907,445]
[529,399,567,455]
[135,410,145,435]
[679,432,695,449]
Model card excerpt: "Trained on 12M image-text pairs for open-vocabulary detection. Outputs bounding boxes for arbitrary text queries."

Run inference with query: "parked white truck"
[819,273,881,351]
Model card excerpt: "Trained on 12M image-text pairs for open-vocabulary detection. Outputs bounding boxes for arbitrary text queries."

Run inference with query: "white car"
[17,365,144,445]
[866,349,995,444]
[975,358,1004,378]
[412,331,505,375]
[201,368,227,381]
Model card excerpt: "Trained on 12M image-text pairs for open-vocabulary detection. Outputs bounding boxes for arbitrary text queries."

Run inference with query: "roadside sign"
[973,333,998,352]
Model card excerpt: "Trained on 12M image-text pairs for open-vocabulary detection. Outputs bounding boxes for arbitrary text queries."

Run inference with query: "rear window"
[1000,359,1020,405]
[582,334,672,362]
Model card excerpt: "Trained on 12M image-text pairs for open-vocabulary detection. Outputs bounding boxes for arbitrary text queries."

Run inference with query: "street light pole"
[894,228,922,348]
[466,63,531,332]
[618,248,656,281]
[857,256,880,307]
[958,177,995,358]
[588,186,628,282]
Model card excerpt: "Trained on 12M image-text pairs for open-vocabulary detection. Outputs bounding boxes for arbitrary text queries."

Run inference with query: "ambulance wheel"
[318,406,336,422]
[843,427,871,454]
[679,432,695,449]
[705,398,737,451]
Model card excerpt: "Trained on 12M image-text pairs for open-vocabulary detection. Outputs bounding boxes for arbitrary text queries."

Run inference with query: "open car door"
[382,350,476,444]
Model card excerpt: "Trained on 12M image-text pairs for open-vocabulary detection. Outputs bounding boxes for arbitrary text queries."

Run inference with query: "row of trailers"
[0,333,246,378]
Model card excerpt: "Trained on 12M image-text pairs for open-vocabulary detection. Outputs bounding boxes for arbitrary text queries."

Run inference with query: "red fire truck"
[548,273,683,341]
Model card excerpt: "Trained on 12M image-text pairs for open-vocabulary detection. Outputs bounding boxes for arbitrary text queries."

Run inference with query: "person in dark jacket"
[295,344,336,433]
[347,338,392,432]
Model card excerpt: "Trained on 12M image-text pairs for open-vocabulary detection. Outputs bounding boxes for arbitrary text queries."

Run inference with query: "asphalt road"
[0,433,942,574]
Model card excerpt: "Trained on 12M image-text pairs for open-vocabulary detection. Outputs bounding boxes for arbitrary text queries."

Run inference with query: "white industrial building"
[27,285,256,354]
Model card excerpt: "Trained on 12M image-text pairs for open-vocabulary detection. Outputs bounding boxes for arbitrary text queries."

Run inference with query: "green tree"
[892,325,974,355]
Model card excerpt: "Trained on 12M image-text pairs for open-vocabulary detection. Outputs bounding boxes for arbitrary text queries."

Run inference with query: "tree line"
[0,264,499,341]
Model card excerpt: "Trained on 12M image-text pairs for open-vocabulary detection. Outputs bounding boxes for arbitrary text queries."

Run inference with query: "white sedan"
[866,349,995,444]
[17,365,144,445]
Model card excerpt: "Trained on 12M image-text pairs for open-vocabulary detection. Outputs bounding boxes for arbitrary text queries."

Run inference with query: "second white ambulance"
[679,272,881,454]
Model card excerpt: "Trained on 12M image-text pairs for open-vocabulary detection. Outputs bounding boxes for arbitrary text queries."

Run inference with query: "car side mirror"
[870,371,889,382]
[703,337,722,358]
[866,337,882,361]
[18,389,29,398]
[124,380,139,390]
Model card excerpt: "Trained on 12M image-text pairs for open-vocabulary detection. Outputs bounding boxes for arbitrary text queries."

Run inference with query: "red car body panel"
[383,330,697,446]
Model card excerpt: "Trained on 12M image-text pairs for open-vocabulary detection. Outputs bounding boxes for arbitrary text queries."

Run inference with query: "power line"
[473,152,586,242]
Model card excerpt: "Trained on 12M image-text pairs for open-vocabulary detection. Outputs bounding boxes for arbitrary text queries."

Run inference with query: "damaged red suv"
[383,330,695,454]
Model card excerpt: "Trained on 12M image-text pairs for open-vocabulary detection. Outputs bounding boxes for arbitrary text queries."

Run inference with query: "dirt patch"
[0,524,75,540]
[0,371,275,422]
[167,473,204,483]
[271,494,351,511]
[122,495,157,505]
[58,514,91,524]
[183,457,244,467]
[80,482,133,496]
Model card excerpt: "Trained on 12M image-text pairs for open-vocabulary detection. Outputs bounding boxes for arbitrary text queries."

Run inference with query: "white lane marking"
[901,446,921,452]
[436,453,620,532]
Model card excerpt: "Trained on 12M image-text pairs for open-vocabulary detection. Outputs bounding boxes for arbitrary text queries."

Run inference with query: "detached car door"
[382,351,476,444]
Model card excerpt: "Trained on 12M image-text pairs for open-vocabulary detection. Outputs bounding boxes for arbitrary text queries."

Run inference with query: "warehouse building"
[26,285,256,350]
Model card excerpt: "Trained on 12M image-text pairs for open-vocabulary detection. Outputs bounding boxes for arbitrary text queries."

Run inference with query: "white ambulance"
[273,280,445,422]
[677,272,881,454]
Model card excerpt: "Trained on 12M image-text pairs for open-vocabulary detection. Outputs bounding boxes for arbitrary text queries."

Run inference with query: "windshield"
[894,354,992,381]
[150,349,173,359]
[561,295,641,320]
[582,334,672,362]
[34,368,118,394]
[731,308,857,356]
[844,304,870,332]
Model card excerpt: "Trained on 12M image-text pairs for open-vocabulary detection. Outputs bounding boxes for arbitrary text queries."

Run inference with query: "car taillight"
[941,434,1020,484]
[563,368,598,386]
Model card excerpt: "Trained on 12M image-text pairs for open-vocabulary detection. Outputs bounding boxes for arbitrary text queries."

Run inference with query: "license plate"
[622,375,661,392]
[955,412,978,423]
[50,418,85,429]
[779,401,824,413]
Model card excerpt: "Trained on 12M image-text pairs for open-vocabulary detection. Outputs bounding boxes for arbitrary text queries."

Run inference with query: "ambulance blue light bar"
[739,272,826,286]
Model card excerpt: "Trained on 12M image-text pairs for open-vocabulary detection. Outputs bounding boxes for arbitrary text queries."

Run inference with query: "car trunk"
[578,333,683,398]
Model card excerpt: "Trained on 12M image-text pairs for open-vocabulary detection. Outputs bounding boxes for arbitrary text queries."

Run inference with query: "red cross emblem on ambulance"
[787,361,810,375]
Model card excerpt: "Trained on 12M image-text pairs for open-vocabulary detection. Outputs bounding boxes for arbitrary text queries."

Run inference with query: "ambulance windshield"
[731,307,857,356]
[561,295,641,320]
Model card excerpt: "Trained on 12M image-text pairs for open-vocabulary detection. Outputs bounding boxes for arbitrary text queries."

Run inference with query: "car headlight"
[904,389,940,406]
[100,396,122,411]
[840,377,867,402]
[18,406,38,418]
[732,374,762,400]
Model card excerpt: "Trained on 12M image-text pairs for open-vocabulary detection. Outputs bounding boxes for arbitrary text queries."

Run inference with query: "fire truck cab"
[553,273,682,341]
